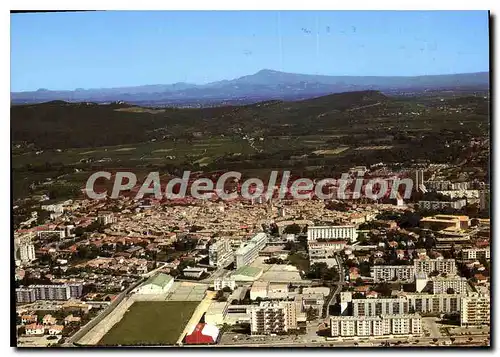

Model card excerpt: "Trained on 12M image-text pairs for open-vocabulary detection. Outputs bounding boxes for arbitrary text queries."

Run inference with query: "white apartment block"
[330,314,421,337]
[352,293,463,316]
[429,276,469,295]
[235,233,268,269]
[461,248,490,261]
[214,277,237,291]
[414,258,457,276]
[426,181,469,191]
[97,211,117,225]
[250,301,298,335]
[16,288,37,303]
[460,295,490,326]
[37,230,66,240]
[353,297,409,317]
[307,226,358,243]
[16,242,36,264]
[308,240,347,260]
[406,293,462,314]
[209,239,234,267]
[418,199,467,210]
[372,265,416,282]
[436,190,479,199]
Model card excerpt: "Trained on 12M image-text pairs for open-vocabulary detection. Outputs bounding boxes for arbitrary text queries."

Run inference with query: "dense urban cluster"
[14,163,490,347]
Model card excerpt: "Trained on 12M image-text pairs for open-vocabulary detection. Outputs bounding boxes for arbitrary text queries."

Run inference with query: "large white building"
[14,235,36,265]
[330,314,422,337]
[428,276,469,295]
[426,181,469,191]
[352,293,463,316]
[307,240,347,264]
[214,277,237,291]
[372,265,416,282]
[436,190,479,199]
[235,233,268,269]
[461,248,490,261]
[307,226,358,243]
[414,258,457,276]
[418,199,467,210]
[133,273,174,294]
[205,301,229,326]
[209,239,234,267]
[460,295,490,326]
[353,297,409,317]
[250,301,298,335]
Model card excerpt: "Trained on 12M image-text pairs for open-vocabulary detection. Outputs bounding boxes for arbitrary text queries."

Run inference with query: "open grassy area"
[98,301,199,346]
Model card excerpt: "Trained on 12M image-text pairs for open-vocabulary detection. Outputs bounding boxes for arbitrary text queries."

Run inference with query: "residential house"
[63,314,81,325]
[42,314,57,325]
[25,323,45,336]
[21,315,37,325]
[48,325,64,335]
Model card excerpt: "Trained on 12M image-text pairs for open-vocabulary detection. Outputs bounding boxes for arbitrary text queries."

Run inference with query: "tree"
[284,224,302,235]
[306,307,318,321]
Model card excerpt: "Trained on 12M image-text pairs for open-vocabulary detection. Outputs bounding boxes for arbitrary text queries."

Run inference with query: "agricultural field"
[98,301,199,346]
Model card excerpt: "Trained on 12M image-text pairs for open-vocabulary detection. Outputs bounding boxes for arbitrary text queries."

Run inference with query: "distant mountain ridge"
[11,69,489,106]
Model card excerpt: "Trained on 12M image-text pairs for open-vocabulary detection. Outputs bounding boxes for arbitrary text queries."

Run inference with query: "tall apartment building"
[428,276,469,295]
[414,258,457,276]
[460,295,490,326]
[479,190,490,211]
[16,242,36,263]
[209,239,234,267]
[235,233,268,269]
[67,283,84,299]
[352,293,463,316]
[418,199,467,210]
[353,297,409,317]
[16,288,37,304]
[415,170,425,192]
[14,235,36,265]
[32,285,71,301]
[97,211,117,225]
[307,226,358,243]
[426,181,469,191]
[405,293,462,314]
[250,301,298,335]
[372,265,415,282]
[461,248,490,261]
[436,190,479,200]
[330,314,422,337]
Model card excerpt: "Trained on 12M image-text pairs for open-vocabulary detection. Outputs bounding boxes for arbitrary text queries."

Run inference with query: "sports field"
[98,301,199,346]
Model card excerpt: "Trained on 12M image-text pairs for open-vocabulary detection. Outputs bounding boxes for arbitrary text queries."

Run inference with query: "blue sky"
[11,10,489,91]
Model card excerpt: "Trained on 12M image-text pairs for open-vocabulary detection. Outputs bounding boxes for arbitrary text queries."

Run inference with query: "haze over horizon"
[11,10,489,92]
[11,68,491,93]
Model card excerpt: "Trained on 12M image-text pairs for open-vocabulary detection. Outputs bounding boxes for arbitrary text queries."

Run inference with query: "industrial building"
[133,273,174,294]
